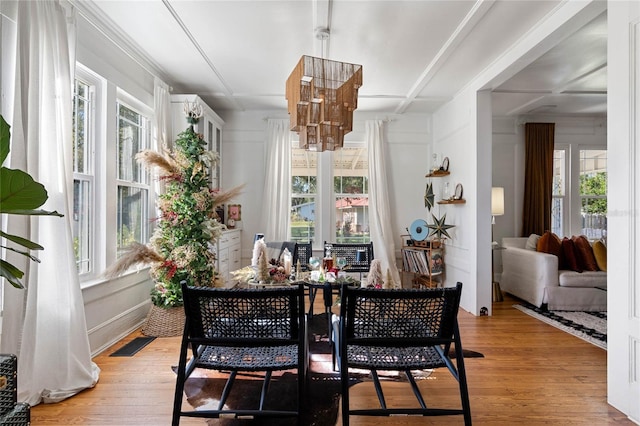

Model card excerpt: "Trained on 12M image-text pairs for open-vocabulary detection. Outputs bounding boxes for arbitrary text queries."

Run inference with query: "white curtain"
[154,77,172,149]
[153,78,171,213]
[366,120,401,287]
[1,1,99,405]
[261,119,292,242]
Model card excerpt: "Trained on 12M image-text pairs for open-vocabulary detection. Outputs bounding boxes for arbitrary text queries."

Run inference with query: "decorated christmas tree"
[107,103,242,308]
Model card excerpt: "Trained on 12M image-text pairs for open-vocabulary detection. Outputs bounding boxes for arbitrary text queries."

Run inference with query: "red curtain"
[522,123,555,237]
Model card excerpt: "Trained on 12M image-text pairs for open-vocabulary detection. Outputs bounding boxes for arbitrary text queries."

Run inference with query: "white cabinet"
[215,229,242,287]
[170,94,224,190]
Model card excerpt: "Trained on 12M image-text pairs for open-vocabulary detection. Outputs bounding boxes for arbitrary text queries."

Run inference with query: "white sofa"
[500,237,607,311]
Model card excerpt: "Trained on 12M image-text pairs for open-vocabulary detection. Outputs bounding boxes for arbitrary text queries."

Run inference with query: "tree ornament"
[427,213,455,240]
[424,182,435,211]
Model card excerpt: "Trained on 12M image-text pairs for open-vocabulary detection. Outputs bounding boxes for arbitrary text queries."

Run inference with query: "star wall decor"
[424,182,435,211]
[427,213,455,240]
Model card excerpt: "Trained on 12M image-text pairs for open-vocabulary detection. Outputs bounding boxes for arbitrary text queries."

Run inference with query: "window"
[116,102,151,256]
[334,148,369,243]
[579,149,607,239]
[551,149,567,236]
[291,148,317,243]
[290,145,370,246]
[72,78,94,274]
[551,147,607,239]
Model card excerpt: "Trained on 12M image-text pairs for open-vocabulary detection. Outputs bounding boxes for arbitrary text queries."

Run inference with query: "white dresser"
[215,229,242,287]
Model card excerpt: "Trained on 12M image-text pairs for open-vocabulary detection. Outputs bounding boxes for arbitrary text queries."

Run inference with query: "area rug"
[177,313,482,425]
[514,303,607,350]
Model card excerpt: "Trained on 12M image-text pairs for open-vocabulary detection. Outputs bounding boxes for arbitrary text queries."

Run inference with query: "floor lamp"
[491,187,504,302]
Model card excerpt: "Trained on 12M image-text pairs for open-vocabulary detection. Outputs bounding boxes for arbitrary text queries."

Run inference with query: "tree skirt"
[514,303,606,350]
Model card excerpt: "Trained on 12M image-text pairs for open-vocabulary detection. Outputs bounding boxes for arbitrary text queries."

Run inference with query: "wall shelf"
[425,170,450,178]
[437,199,466,204]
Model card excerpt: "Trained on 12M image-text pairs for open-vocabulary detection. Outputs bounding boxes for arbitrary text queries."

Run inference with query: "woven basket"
[141,304,185,337]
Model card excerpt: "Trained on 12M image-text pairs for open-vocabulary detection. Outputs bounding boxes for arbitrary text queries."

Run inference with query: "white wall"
[432,89,488,315]
[607,0,640,421]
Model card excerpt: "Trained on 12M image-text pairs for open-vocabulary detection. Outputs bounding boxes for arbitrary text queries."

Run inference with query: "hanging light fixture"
[286,55,363,152]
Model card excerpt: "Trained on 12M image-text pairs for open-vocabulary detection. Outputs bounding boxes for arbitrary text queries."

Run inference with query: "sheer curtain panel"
[261,119,292,242]
[1,1,99,405]
[366,120,401,287]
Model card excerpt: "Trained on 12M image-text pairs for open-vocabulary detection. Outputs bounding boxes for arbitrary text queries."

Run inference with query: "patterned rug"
[514,303,607,350]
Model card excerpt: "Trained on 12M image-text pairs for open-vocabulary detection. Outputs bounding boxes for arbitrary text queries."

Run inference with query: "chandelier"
[286,55,363,152]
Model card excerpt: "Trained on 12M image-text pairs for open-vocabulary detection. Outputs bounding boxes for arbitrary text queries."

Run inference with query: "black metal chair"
[279,241,312,272]
[337,282,471,425]
[325,241,373,276]
[172,282,308,425]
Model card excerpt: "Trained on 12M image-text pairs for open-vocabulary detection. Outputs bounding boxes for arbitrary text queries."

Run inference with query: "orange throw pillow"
[537,231,562,257]
[572,235,599,271]
[561,237,582,272]
[592,240,607,271]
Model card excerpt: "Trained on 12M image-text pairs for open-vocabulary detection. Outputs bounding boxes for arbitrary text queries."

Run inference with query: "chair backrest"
[340,282,463,345]
[181,282,305,344]
[293,242,312,270]
[324,241,374,273]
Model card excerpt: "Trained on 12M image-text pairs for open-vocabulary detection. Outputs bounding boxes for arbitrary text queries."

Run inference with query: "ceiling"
[77,0,607,119]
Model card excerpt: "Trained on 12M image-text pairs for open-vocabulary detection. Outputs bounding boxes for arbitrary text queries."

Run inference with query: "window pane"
[291,148,317,242]
[73,179,91,274]
[551,149,566,236]
[580,149,607,239]
[291,196,315,242]
[73,79,93,274]
[551,197,563,236]
[334,148,369,243]
[552,149,565,196]
[117,186,148,256]
[117,104,148,183]
[73,80,89,174]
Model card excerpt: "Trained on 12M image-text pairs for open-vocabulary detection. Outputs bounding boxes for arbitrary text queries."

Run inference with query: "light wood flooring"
[31,293,633,425]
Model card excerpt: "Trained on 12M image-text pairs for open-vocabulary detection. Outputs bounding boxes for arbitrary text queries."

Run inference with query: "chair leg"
[171,330,190,426]
[340,366,350,426]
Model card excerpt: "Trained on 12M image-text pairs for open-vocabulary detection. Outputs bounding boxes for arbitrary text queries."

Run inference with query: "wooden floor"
[31,293,633,425]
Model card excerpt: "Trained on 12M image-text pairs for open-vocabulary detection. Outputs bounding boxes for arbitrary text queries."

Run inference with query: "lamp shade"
[491,187,504,216]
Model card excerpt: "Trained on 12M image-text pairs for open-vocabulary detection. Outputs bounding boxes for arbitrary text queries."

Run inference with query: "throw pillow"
[592,240,607,271]
[572,235,599,271]
[525,233,540,250]
[537,231,562,257]
[561,237,582,272]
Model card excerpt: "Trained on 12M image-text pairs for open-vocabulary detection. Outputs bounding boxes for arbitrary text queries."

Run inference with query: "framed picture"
[228,204,242,221]
[454,183,463,200]
[441,156,450,171]
[215,205,225,224]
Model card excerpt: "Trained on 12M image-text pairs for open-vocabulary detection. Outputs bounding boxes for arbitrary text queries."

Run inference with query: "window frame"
[290,141,369,249]
[115,93,153,258]
[552,145,608,239]
[72,66,102,280]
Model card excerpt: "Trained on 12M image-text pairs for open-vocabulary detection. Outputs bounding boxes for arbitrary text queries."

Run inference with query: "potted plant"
[0,115,62,289]
[107,104,242,336]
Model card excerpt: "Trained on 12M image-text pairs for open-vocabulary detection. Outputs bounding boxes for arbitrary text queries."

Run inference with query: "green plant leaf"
[0,230,44,250]
[0,259,24,289]
[0,245,41,263]
[5,209,63,217]
[0,167,49,211]
[0,115,9,165]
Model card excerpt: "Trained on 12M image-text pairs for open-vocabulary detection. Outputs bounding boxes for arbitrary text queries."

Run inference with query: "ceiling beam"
[553,61,607,94]
[161,0,244,111]
[395,0,496,114]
